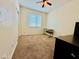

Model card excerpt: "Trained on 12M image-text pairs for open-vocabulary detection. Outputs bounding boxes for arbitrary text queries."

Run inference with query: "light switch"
[0,11,1,15]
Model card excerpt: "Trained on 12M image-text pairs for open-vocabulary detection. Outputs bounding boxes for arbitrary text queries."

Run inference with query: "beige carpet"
[12,35,56,59]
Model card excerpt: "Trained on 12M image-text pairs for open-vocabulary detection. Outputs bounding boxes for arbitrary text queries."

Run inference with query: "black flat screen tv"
[73,22,79,39]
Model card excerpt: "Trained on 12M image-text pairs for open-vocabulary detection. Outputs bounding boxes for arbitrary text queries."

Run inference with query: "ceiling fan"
[36,0,52,8]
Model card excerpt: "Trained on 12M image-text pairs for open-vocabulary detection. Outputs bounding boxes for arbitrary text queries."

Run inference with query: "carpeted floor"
[12,35,56,59]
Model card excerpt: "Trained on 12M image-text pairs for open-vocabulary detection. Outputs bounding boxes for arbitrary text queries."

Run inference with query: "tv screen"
[73,22,79,39]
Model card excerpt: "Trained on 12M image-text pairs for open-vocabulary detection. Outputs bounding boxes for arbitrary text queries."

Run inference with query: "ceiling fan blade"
[47,2,52,6]
[36,1,43,3]
[42,4,44,8]
[43,0,48,2]
[43,0,46,2]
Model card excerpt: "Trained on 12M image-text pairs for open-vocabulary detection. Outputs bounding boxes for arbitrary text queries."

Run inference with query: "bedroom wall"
[19,6,48,36]
[0,0,18,59]
[47,0,79,36]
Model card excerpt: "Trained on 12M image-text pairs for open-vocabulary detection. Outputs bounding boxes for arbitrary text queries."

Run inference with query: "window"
[28,13,42,27]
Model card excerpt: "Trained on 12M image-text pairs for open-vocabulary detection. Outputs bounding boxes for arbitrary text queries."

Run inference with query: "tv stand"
[58,35,79,47]
[54,35,79,59]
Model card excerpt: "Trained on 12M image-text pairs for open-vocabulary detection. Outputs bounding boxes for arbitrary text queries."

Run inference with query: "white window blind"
[28,13,42,27]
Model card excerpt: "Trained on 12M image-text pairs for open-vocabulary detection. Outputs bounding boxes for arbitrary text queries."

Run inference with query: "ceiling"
[18,0,73,13]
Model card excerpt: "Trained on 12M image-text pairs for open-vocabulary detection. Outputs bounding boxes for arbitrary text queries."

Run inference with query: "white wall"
[19,6,48,35]
[0,0,18,59]
[47,0,79,36]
